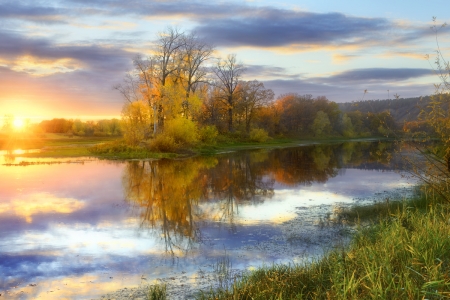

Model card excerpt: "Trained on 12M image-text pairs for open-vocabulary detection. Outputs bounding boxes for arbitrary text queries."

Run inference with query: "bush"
[199,125,218,145]
[148,134,179,152]
[249,128,270,143]
[89,139,137,154]
[148,118,199,152]
[163,118,198,146]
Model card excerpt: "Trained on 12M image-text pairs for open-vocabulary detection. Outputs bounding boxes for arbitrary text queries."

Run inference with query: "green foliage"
[198,199,450,300]
[339,96,431,123]
[199,125,219,145]
[147,284,167,300]
[311,110,332,137]
[89,139,173,159]
[249,128,269,143]
[341,113,355,137]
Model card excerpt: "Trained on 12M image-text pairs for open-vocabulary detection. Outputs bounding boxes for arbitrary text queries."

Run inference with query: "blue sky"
[0,0,449,120]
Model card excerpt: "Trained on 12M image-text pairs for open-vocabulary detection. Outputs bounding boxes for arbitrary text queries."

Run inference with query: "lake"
[0,141,416,299]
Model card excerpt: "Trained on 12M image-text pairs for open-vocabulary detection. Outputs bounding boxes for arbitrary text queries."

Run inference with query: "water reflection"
[123,141,403,255]
[0,141,412,299]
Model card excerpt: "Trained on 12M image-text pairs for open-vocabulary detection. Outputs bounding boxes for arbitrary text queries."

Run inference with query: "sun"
[13,118,25,129]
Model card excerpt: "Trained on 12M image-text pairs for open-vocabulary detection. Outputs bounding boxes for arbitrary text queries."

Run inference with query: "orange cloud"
[0,193,85,223]
[332,53,359,64]
[7,55,81,76]
[380,51,428,60]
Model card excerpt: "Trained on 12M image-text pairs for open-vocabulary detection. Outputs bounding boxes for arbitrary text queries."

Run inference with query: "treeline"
[116,28,401,151]
[254,94,398,138]
[339,95,450,138]
[39,118,122,137]
[339,96,431,123]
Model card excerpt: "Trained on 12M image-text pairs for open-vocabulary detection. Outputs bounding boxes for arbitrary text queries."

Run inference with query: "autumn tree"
[236,80,274,134]
[116,28,215,145]
[121,100,152,146]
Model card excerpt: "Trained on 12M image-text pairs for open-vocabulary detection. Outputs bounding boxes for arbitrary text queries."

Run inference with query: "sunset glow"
[12,118,25,129]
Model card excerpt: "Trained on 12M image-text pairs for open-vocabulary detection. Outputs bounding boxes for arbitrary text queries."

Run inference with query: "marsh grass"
[336,190,433,225]
[194,196,450,300]
[88,140,176,159]
[147,284,167,300]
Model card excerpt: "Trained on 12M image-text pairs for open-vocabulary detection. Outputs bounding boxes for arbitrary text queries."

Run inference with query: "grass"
[88,140,177,159]
[194,196,450,299]
[147,284,167,300]
[0,135,177,160]
[1,132,395,160]
[20,147,92,157]
[194,136,395,156]
[146,192,450,300]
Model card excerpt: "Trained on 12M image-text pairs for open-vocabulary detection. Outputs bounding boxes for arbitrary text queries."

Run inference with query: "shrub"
[199,125,218,145]
[249,128,269,143]
[147,118,201,152]
[163,117,199,146]
[148,135,178,152]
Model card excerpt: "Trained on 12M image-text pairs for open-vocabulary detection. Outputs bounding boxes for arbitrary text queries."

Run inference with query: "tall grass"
[88,139,176,159]
[146,194,450,299]
[147,284,167,300]
[193,196,450,300]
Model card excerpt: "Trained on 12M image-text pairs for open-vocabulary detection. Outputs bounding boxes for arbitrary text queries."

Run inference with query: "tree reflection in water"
[122,141,401,255]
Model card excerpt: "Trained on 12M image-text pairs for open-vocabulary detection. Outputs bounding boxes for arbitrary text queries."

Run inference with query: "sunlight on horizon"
[12,118,25,129]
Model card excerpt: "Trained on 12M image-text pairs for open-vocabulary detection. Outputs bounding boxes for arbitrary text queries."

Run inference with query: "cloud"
[244,65,302,80]
[0,1,68,24]
[1,1,434,52]
[259,68,435,102]
[332,53,359,63]
[323,68,433,83]
[194,10,392,48]
[0,30,133,74]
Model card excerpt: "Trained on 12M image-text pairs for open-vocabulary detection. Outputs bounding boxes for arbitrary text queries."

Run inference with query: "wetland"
[0,140,416,299]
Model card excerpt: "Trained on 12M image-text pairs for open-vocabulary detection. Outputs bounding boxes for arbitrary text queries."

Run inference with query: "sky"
[1,0,449,122]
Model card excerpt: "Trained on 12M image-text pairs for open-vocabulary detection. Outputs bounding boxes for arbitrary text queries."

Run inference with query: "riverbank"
[1,134,396,161]
[88,188,449,300]
[135,192,448,299]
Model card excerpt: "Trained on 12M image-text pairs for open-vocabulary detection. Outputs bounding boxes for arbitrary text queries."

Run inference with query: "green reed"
[194,196,450,299]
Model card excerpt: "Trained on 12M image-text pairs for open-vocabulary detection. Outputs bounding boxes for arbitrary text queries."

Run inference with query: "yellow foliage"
[249,128,269,143]
[199,125,218,145]
[121,100,152,146]
[149,117,199,152]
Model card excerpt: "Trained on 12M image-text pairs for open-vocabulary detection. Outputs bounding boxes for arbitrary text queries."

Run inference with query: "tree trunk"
[228,95,233,132]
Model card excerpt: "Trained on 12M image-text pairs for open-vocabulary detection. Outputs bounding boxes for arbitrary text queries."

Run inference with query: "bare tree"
[152,27,185,130]
[180,32,214,118]
[213,54,245,132]
[114,72,141,104]
[237,80,274,133]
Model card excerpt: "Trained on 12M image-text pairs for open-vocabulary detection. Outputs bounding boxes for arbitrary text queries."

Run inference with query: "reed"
[193,195,450,299]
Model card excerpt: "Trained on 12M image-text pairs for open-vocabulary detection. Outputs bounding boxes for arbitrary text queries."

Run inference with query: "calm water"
[0,141,415,299]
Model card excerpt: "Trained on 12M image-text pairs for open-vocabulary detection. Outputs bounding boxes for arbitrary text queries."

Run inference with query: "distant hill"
[339,96,431,123]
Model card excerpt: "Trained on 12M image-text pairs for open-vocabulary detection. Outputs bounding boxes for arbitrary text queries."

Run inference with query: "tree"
[121,100,152,146]
[405,17,450,202]
[236,80,274,134]
[179,32,214,118]
[341,113,355,137]
[311,111,332,137]
[213,54,245,132]
[116,28,215,144]
[1,114,13,134]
